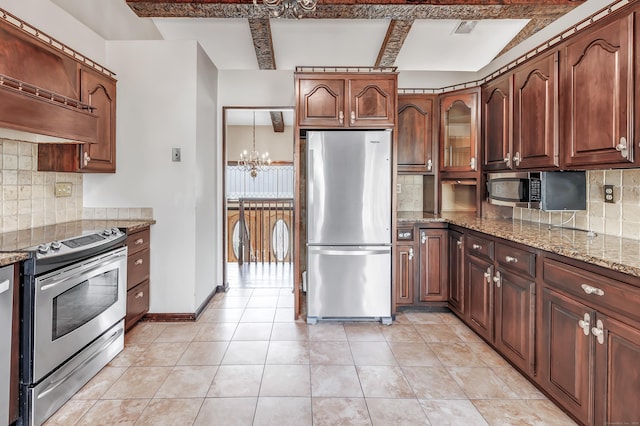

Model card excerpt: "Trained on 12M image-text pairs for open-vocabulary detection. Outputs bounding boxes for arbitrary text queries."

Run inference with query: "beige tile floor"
[44,288,577,425]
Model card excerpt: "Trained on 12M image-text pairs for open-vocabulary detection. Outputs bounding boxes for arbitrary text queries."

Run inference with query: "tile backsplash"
[397,175,424,211]
[1,139,153,233]
[514,169,640,241]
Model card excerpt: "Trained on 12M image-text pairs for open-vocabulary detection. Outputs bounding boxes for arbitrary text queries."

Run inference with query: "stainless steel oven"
[20,229,127,426]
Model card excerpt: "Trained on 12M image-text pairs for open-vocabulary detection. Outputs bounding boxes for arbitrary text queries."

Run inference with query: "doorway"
[222,107,296,297]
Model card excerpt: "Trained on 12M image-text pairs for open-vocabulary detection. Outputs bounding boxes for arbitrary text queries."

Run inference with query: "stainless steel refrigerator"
[306,130,392,324]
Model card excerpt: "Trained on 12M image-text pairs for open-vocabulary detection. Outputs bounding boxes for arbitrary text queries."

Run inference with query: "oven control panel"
[29,228,126,259]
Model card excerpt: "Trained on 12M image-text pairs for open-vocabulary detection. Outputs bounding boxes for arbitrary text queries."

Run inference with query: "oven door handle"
[38,251,127,293]
[37,326,124,399]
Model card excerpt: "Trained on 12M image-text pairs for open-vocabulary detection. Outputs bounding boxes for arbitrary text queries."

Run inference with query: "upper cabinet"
[296,73,397,128]
[397,94,436,173]
[561,10,635,168]
[482,75,512,172]
[79,67,117,172]
[440,88,480,173]
[513,51,560,170]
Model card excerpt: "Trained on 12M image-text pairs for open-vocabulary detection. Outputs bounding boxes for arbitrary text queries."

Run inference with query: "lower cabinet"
[466,254,494,341]
[448,229,465,317]
[417,228,448,302]
[394,242,415,307]
[125,227,151,331]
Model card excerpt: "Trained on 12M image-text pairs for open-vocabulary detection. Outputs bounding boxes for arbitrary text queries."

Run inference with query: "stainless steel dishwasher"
[0,264,14,424]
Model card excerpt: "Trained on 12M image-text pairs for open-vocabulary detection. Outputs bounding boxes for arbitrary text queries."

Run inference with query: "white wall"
[227,125,294,162]
[0,0,106,64]
[84,40,207,313]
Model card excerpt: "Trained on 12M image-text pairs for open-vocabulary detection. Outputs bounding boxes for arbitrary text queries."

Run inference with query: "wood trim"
[142,312,197,322]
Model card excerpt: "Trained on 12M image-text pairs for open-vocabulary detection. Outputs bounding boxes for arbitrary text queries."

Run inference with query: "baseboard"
[142,312,196,322]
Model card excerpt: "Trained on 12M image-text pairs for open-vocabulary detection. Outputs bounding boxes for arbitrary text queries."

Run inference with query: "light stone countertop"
[398,212,640,278]
[0,220,156,267]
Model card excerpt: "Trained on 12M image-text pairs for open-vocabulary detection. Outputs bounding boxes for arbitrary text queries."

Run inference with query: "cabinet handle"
[578,313,591,336]
[513,152,521,167]
[484,267,492,284]
[472,243,482,250]
[426,159,432,171]
[456,240,462,248]
[135,238,144,245]
[135,291,144,299]
[505,255,518,263]
[421,231,427,244]
[581,284,604,296]
[135,259,144,266]
[504,153,511,167]
[339,111,344,124]
[591,319,604,344]
[493,271,501,287]
[408,247,414,260]
[83,151,91,166]
[470,157,476,171]
[616,137,628,159]
[350,111,355,124]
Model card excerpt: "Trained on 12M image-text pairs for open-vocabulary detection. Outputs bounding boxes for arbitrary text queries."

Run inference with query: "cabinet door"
[397,95,435,173]
[348,77,396,127]
[395,243,414,306]
[482,75,512,171]
[448,230,464,317]
[297,78,346,127]
[418,229,448,302]
[494,268,535,374]
[440,90,479,172]
[80,69,116,172]
[594,313,640,426]
[513,51,559,169]
[466,255,493,341]
[562,12,634,167]
[539,287,594,425]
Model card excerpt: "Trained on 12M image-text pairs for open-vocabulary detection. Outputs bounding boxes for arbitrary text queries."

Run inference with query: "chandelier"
[256,0,317,19]
[239,111,271,178]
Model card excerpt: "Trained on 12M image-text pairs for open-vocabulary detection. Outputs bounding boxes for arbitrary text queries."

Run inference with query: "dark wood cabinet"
[466,254,494,341]
[561,10,635,168]
[513,51,560,170]
[9,263,19,425]
[125,227,151,331]
[448,229,465,317]
[417,228,448,302]
[440,88,480,173]
[394,242,415,307]
[397,94,436,173]
[482,75,512,171]
[79,67,117,172]
[296,73,396,128]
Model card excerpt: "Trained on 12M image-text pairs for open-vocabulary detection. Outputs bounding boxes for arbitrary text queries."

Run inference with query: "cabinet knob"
[83,151,91,166]
[505,255,518,263]
[484,267,492,284]
[616,137,628,159]
[421,231,427,244]
[135,258,144,266]
[135,291,144,299]
[408,247,414,260]
[578,313,591,336]
[456,240,462,248]
[135,238,144,245]
[427,159,432,171]
[581,283,604,296]
[503,153,511,167]
[492,271,501,287]
[339,111,344,124]
[472,243,482,250]
[513,152,521,167]
[350,111,355,124]
[470,157,476,171]
[591,319,604,344]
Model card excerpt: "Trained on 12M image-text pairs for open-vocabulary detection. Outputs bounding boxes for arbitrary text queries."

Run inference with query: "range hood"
[0,75,98,144]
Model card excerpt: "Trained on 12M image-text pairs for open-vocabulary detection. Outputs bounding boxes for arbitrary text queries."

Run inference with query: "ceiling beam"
[497,16,558,57]
[376,19,414,67]
[248,18,276,70]
[270,111,285,132]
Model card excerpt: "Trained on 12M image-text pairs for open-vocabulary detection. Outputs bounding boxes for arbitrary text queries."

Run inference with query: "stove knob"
[51,241,62,250]
[37,244,49,254]
[102,229,112,236]
[111,227,120,235]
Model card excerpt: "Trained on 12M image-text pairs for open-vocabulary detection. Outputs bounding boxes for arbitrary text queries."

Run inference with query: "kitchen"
[1,0,640,424]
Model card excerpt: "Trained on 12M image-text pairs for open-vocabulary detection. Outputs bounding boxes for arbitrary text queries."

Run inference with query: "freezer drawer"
[307,246,391,323]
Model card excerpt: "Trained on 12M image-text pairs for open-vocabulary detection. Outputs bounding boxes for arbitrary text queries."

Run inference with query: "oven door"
[32,247,127,383]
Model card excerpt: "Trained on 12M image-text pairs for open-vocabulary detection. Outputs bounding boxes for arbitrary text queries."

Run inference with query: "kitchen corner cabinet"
[125,227,150,331]
[440,88,480,173]
[561,9,635,168]
[296,73,397,128]
[37,68,117,173]
[482,74,512,172]
[448,228,465,317]
[539,255,640,425]
[397,94,436,173]
[394,229,415,307]
[417,228,448,302]
[512,51,560,170]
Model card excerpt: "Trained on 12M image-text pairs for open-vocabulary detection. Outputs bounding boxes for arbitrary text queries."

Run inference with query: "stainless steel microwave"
[487,171,587,211]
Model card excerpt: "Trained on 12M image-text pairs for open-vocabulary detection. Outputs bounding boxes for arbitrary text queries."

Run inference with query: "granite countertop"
[0,219,156,267]
[398,212,640,278]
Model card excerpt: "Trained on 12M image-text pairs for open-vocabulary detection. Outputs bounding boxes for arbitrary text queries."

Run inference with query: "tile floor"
[44,287,577,425]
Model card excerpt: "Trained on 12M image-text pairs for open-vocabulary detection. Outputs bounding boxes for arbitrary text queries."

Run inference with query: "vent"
[453,20,477,35]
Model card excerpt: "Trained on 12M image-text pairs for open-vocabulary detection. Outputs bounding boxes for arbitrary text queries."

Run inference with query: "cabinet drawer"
[126,228,150,255]
[496,243,536,278]
[126,280,149,330]
[127,248,149,289]
[466,234,494,261]
[543,257,640,324]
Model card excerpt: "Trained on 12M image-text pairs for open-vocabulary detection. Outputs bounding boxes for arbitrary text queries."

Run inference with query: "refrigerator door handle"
[308,148,314,240]
[308,247,390,256]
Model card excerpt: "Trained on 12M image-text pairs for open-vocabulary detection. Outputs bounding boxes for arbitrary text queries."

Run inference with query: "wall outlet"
[172,148,181,162]
[604,184,615,203]
[54,182,72,197]
[396,183,402,194]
